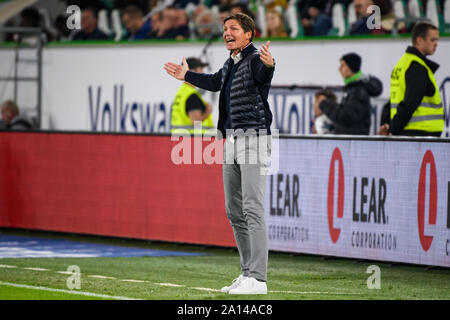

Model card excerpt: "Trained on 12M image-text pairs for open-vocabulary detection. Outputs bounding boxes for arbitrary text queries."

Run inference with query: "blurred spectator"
[114,0,148,12]
[172,0,200,8]
[148,11,163,38]
[6,7,54,44]
[171,7,190,39]
[265,9,288,38]
[149,6,173,38]
[230,3,255,18]
[218,5,232,24]
[349,0,374,35]
[264,0,289,10]
[1,100,33,130]
[323,0,353,16]
[230,3,261,37]
[54,14,71,41]
[313,90,337,134]
[63,0,108,12]
[122,5,152,40]
[372,0,402,34]
[298,0,332,36]
[210,0,237,7]
[19,7,41,28]
[150,6,189,39]
[71,7,109,40]
[193,5,221,39]
[316,53,382,135]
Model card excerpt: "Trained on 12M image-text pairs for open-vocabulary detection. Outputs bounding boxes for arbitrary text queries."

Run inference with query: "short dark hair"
[223,13,255,42]
[1,100,19,115]
[83,6,99,19]
[20,7,41,27]
[411,22,438,45]
[315,90,337,103]
[122,5,143,18]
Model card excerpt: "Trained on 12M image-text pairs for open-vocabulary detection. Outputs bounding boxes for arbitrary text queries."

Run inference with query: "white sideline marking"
[269,290,358,295]
[0,264,18,269]
[88,275,117,280]
[56,271,73,275]
[8,264,361,296]
[192,287,221,292]
[155,283,185,287]
[121,279,147,283]
[23,267,50,272]
[0,281,142,300]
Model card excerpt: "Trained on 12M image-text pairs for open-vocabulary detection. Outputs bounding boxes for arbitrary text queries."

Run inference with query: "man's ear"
[415,36,424,48]
[245,31,252,41]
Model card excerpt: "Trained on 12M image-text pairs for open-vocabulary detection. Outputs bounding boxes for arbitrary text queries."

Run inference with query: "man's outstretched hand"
[164,57,189,81]
[260,41,274,68]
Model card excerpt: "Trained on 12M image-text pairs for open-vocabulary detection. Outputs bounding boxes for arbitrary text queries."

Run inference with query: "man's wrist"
[264,58,275,68]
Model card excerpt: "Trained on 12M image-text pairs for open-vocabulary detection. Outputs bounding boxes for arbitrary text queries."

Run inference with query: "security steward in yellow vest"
[379,23,444,137]
[170,57,215,134]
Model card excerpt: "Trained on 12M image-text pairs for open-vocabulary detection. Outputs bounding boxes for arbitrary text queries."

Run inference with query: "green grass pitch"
[0,232,449,300]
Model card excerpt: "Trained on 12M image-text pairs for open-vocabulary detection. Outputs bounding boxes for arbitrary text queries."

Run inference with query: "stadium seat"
[38,8,58,40]
[391,0,409,34]
[111,9,123,41]
[393,0,407,19]
[211,4,220,19]
[256,2,268,38]
[98,9,112,37]
[425,0,439,27]
[185,3,197,40]
[329,3,347,36]
[444,0,450,31]
[285,1,302,37]
[408,0,424,17]
[347,2,357,27]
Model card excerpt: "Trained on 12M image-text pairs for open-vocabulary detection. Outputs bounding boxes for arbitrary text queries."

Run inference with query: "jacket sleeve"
[319,91,367,128]
[389,62,428,134]
[251,55,275,85]
[185,69,222,92]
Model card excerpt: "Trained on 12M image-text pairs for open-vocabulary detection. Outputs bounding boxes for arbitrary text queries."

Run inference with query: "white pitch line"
[6,264,361,296]
[56,271,73,275]
[121,279,147,283]
[0,264,18,269]
[269,290,359,295]
[0,281,142,300]
[155,283,186,287]
[88,275,117,280]
[23,267,51,272]
[191,287,221,292]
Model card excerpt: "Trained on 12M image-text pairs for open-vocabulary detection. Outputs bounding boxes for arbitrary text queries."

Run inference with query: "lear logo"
[417,150,438,252]
[328,147,345,243]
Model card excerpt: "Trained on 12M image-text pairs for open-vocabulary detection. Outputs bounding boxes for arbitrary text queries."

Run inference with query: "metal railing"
[0,26,44,129]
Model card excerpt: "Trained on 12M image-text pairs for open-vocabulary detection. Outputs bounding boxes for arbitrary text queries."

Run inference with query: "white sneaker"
[228,277,267,295]
[220,274,247,293]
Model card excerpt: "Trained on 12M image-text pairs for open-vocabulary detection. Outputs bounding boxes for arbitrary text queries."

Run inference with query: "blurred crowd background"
[1,0,449,44]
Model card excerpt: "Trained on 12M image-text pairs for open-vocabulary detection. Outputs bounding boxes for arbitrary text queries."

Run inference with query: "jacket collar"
[229,42,256,63]
[406,46,439,73]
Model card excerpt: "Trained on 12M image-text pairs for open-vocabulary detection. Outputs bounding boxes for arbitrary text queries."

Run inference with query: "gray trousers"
[222,134,271,281]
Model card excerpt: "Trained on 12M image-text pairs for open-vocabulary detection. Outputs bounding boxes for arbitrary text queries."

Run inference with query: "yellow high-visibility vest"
[170,83,215,134]
[390,52,444,132]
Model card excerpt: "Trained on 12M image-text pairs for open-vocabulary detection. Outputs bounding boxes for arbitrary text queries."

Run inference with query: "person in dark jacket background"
[316,52,382,135]
[71,7,108,41]
[164,13,274,295]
